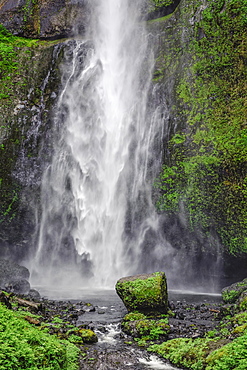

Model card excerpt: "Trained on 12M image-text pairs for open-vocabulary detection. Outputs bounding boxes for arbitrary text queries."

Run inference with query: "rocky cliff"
[0,0,88,39]
[148,0,247,280]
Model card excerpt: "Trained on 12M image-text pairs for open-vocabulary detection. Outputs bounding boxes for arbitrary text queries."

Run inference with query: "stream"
[34,288,222,370]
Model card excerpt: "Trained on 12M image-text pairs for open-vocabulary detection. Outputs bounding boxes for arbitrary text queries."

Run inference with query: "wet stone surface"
[168,299,222,339]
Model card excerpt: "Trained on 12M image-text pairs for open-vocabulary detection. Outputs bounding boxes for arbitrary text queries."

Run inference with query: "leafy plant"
[0,303,79,370]
[155,0,247,255]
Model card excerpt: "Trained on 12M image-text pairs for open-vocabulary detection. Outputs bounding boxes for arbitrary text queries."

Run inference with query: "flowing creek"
[34,288,222,369]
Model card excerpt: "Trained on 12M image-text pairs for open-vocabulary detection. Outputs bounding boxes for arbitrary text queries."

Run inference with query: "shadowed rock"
[0,259,30,294]
[0,0,89,39]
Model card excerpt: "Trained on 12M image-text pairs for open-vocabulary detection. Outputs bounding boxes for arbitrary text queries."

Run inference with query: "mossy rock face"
[222,278,247,303]
[115,272,168,314]
[0,0,88,39]
[122,313,170,340]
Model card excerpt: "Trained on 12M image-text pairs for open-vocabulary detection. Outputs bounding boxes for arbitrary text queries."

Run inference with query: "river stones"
[115,272,168,314]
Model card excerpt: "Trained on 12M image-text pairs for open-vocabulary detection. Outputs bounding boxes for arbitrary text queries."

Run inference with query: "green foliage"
[149,333,247,370]
[155,0,247,254]
[222,279,247,303]
[122,313,170,343]
[0,24,38,99]
[0,303,79,370]
[148,337,212,370]
[0,25,40,225]
[123,312,147,322]
[239,295,247,311]
[77,329,98,344]
[222,289,242,304]
[206,334,247,370]
[152,0,174,9]
[147,282,247,369]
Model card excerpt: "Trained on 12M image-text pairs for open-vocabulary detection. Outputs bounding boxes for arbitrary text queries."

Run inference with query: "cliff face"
[0,0,246,281]
[149,0,247,278]
[0,1,89,260]
[0,36,63,260]
[0,0,88,39]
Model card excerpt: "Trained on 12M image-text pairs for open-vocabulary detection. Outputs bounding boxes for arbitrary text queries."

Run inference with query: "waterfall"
[30,0,166,289]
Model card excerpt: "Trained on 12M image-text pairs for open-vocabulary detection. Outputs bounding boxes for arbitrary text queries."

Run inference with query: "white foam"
[139,355,180,369]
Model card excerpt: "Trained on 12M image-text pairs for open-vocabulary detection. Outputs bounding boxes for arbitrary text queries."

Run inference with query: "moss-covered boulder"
[115,272,168,314]
[122,312,170,341]
[222,278,247,303]
[77,328,98,344]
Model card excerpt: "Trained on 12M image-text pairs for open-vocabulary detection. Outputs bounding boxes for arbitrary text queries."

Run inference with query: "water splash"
[30,0,165,289]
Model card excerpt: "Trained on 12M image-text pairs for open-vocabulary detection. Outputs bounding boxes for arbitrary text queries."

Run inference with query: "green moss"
[148,12,174,24]
[147,280,247,369]
[0,303,79,370]
[0,25,62,229]
[116,272,167,313]
[155,0,247,255]
[148,337,212,370]
[77,329,98,344]
[122,313,169,343]
[153,0,174,7]
[0,25,39,100]
[123,312,147,322]
[206,334,247,370]
[222,289,242,304]
[222,279,247,303]
[149,332,247,370]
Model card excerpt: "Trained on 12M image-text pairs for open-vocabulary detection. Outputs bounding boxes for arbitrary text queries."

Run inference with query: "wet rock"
[82,304,95,312]
[122,312,170,340]
[115,272,168,314]
[78,328,98,343]
[0,291,12,308]
[27,289,41,299]
[0,259,29,282]
[222,278,247,303]
[168,299,222,339]
[0,259,30,294]
[4,279,30,295]
[0,0,89,39]
[145,0,182,21]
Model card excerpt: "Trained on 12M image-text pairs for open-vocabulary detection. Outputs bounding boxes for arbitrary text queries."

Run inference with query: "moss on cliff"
[155,0,247,255]
[0,25,63,254]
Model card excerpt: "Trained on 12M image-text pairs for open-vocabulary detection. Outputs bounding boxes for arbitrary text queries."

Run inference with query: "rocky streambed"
[0,287,224,370]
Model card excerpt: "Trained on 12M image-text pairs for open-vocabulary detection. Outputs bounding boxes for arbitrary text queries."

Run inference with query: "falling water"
[31,0,166,289]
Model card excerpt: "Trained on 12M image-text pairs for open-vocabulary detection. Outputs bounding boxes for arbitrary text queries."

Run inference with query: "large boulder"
[115,272,168,314]
[0,259,30,294]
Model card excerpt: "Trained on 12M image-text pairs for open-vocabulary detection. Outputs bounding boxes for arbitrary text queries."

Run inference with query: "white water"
[30,0,165,288]
[96,323,121,345]
[139,355,181,369]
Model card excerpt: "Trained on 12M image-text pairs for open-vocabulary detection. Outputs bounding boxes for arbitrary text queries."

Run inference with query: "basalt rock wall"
[0,0,88,39]
[148,0,247,283]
